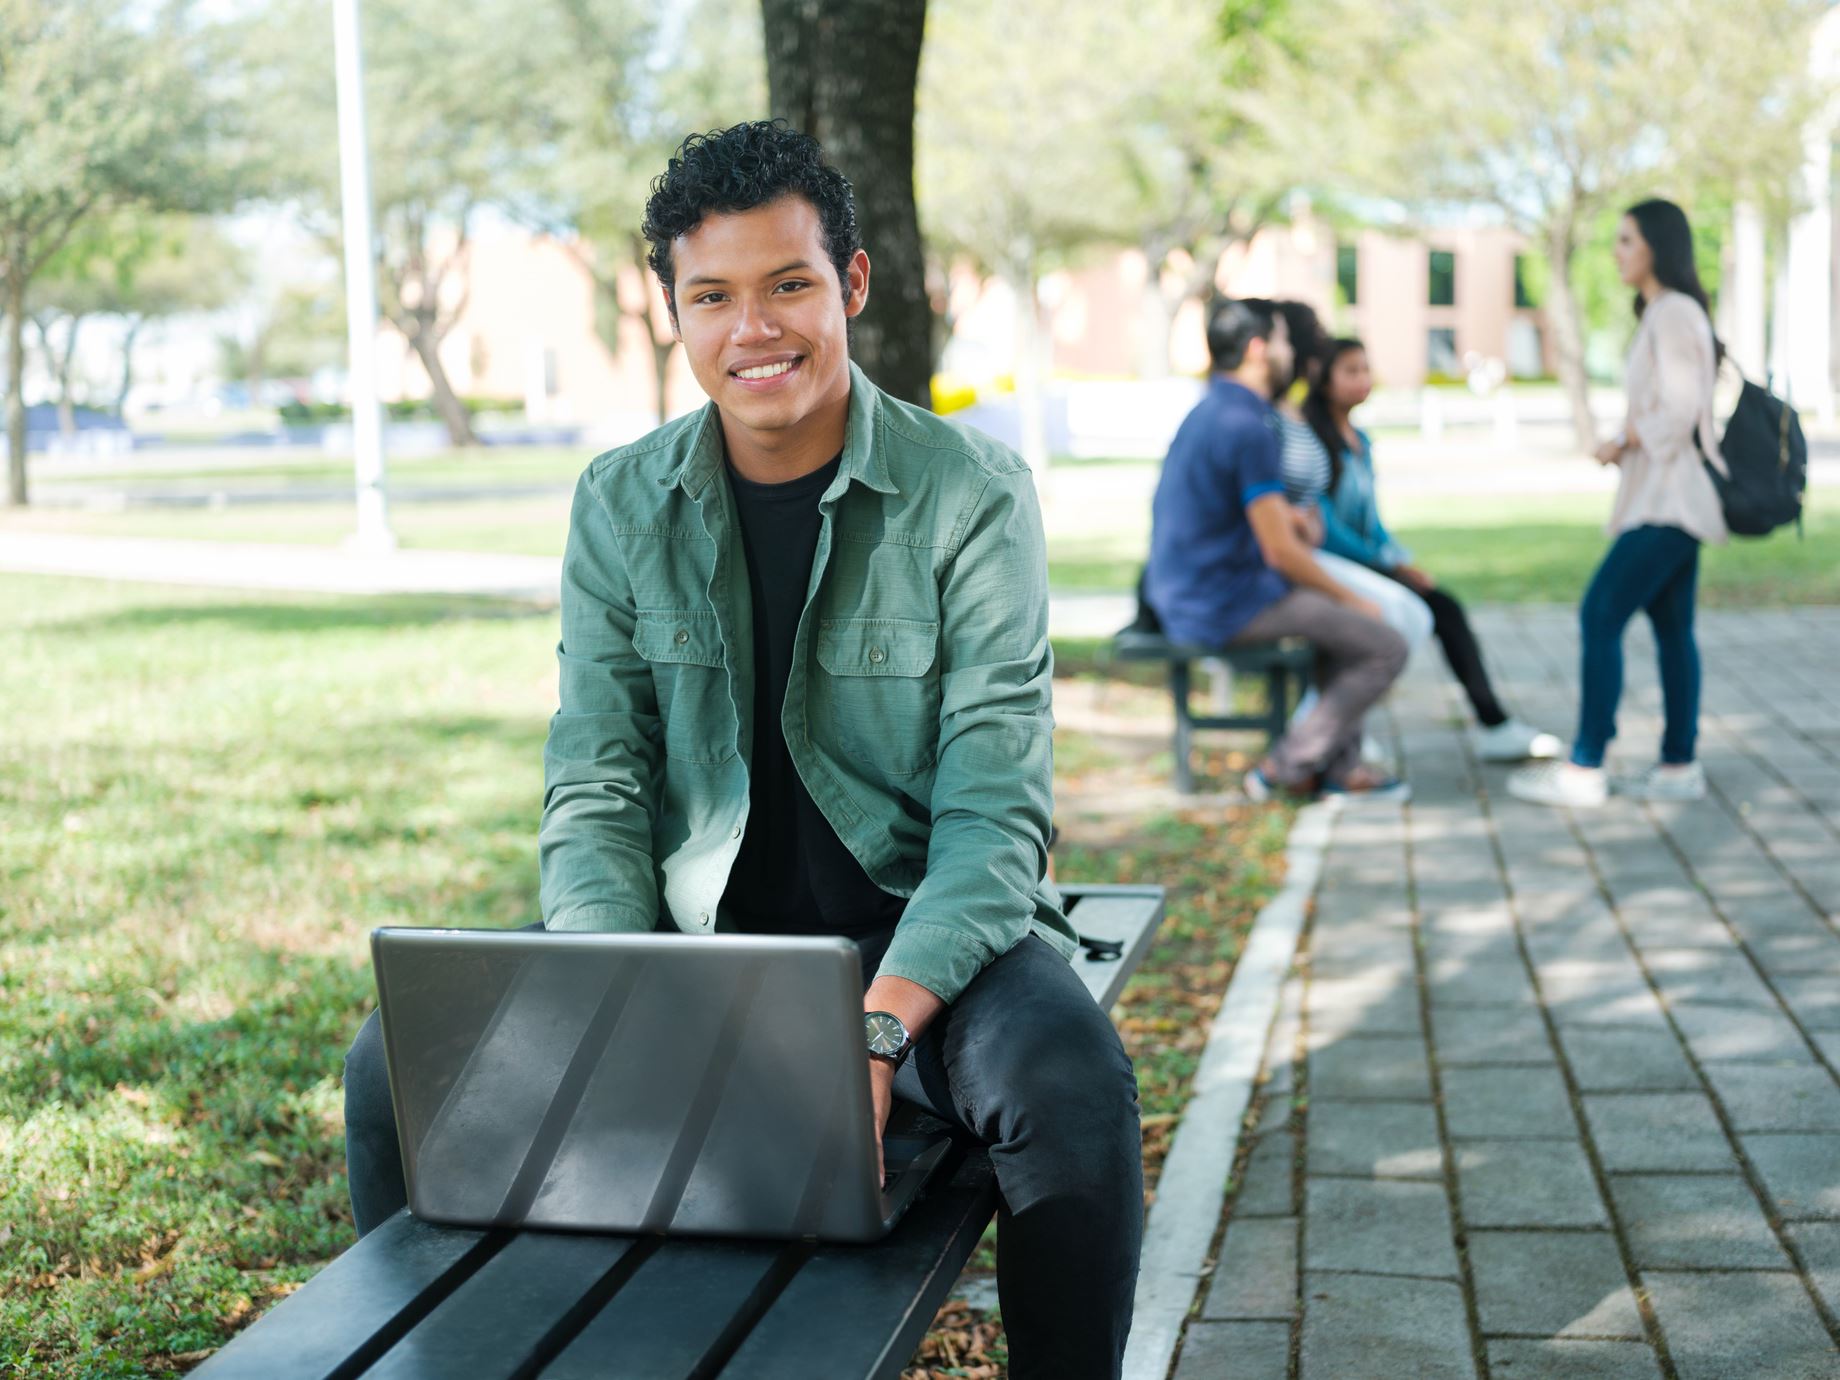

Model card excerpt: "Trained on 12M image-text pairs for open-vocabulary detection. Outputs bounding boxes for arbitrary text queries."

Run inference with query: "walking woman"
[1508,198,1728,808]
[1302,337,1559,762]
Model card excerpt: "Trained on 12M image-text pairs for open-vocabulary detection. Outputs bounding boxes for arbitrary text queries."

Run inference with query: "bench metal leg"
[1169,660,1195,794]
[1265,665,1290,747]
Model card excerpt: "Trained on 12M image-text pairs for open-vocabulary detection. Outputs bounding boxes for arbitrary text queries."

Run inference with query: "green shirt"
[538,362,1075,1003]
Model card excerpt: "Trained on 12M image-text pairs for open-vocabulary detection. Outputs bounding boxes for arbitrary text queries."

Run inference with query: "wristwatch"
[864,1010,913,1066]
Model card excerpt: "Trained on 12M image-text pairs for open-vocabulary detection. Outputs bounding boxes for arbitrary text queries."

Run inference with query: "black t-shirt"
[719,456,907,944]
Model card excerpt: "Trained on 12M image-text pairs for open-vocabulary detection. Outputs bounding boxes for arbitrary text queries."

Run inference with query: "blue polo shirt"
[1145,377,1290,646]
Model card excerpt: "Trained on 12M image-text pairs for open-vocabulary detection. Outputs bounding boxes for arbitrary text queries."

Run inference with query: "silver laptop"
[370,927,952,1243]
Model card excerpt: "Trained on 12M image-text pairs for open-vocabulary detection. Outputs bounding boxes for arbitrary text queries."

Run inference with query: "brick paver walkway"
[1177,606,1840,1380]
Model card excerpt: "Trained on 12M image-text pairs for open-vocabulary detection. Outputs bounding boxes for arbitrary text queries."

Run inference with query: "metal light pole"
[332,0,395,552]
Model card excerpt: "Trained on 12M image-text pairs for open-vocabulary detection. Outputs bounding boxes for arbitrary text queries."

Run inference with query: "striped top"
[1277,412,1333,506]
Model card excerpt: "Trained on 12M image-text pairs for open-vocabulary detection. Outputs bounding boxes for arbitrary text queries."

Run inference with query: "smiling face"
[1328,347,1372,409]
[1613,215,1653,288]
[669,195,869,464]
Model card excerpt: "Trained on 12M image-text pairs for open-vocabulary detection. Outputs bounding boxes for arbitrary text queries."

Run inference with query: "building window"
[1513,254,1539,309]
[1427,328,1459,377]
[1336,244,1359,306]
[1428,250,1456,307]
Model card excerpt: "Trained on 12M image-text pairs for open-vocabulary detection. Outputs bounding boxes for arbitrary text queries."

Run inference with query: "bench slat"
[716,1156,999,1380]
[1065,888,1168,1009]
[541,1240,792,1379]
[366,1230,641,1379]
[192,1212,502,1379]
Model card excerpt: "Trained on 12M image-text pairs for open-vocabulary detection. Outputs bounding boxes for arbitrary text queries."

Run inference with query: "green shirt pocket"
[816,617,940,775]
[632,610,734,763]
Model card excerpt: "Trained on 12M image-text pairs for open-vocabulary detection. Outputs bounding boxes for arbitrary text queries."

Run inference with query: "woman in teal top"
[1303,337,1558,763]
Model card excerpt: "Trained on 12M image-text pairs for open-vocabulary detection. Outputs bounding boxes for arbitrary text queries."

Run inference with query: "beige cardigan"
[1611,291,1728,546]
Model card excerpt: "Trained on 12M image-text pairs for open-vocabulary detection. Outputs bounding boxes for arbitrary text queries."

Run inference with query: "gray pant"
[1234,588,1409,786]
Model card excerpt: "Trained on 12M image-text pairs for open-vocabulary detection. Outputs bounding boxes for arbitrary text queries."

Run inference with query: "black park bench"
[1112,629,1313,794]
[193,884,1166,1380]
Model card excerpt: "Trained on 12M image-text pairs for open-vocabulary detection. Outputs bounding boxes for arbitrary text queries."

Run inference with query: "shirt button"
[698,912,710,926]
[731,824,742,840]
[868,646,885,665]
[674,628,690,645]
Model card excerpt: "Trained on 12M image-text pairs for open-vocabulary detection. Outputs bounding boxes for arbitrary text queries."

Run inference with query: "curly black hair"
[641,120,861,316]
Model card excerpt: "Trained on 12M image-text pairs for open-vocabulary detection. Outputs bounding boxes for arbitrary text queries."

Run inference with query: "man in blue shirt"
[1146,298,1409,799]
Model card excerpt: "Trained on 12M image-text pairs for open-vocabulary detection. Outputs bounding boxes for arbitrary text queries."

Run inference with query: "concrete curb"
[1121,799,1336,1380]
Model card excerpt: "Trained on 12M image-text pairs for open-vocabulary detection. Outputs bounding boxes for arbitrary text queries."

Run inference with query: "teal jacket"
[538,363,1076,1003]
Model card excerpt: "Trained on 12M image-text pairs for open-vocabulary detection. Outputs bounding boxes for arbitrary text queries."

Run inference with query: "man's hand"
[1343,593,1386,624]
[1594,438,1625,467]
[1289,503,1323,547]
[869,1057,896,1185]
[1394,565,1436,594]
[862,973,944,1186]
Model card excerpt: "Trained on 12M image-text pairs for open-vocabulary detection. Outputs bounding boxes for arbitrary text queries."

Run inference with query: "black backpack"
[1702,376,1807,538]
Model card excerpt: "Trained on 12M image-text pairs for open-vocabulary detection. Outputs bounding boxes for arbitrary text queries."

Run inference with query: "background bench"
[1113,630,1313,792]
[195,883,1166,1380]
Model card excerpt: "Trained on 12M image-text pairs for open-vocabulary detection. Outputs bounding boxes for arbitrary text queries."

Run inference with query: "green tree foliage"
[0,0,246,503]
[31,213,246,424]
[253,0,563,446]
[1318,0,1827,446]
[513,0,765,425]
[919,0,1160,466]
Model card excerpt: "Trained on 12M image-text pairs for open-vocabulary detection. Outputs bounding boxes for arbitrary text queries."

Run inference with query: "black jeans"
[343,931,1143,1380]
[1383,571,1508,728]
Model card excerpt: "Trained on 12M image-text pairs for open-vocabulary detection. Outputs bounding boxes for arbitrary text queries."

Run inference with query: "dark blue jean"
[1571,524,1701,770]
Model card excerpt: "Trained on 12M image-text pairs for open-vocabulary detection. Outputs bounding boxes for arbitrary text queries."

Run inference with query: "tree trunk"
[115,316,144,415]
[1544,220,1597,453]
[763,0,933,409]
[6,271,27,506]
[1137,242,1174,380]
[399,317,477,446]
[630,235,676,427]
[56,315,81,437]
[1007,247,1048,474]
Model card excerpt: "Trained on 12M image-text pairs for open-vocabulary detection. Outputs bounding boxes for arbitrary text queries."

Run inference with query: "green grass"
[41,447,590,493]
[1,494,575,557]
[1,576,560,1376]
[9,479,1833,608]
[1039,489,1840,607]
[1386,489,1840,607]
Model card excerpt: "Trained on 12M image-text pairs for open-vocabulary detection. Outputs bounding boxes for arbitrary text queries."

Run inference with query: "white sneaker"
[1618,761,1707,801]
[1472,718,1564,763]
[1506,761,1608,808]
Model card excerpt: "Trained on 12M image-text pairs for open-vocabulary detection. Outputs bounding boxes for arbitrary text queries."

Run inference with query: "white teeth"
[735,360,794,380]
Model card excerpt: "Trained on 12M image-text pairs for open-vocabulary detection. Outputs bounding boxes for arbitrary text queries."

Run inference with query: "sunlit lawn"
[1,494,576,557]
[1,573,1288,1377]
[35,446,589,493]
[1044,489,1840,606]
[14,476,1830,607]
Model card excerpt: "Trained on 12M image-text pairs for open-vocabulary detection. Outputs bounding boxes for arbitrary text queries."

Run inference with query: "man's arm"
[1247,493,1384,621]
[862,465,1052,1164]
[873,466,1055,1007]
[1290,501,1324,547]
[538,469,663,931]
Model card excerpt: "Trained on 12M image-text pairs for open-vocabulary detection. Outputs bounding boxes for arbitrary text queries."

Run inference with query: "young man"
[340,121,1142,1379]
[1146,298,1410,800]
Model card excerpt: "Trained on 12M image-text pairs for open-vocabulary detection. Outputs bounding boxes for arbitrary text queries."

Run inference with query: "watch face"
[865,1011,906,1056]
